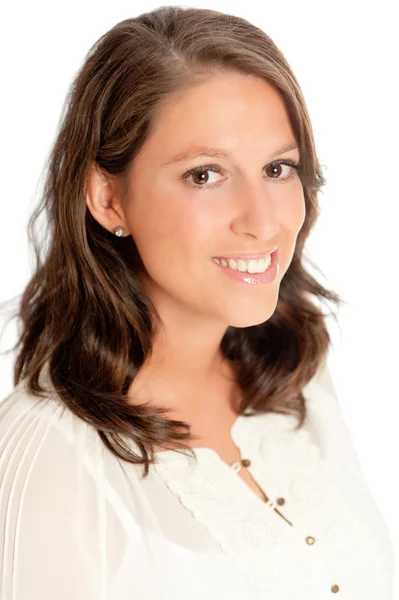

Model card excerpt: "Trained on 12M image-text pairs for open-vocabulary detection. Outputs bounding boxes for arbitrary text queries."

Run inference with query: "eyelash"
[181,159,302,192]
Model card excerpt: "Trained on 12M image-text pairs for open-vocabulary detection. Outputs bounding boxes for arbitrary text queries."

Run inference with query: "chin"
[223,305,278,329]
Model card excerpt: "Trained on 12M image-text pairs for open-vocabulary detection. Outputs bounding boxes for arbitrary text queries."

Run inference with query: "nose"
[230,181,280,240]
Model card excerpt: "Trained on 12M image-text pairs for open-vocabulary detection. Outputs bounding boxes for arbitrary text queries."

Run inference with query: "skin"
[86,71,306,422]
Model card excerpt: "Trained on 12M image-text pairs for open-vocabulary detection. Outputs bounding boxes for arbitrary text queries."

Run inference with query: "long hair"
[1,6,345,478]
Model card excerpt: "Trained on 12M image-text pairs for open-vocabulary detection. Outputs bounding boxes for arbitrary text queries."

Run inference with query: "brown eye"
[191,170,210,185]
[182,165,222,191]
[263,161,300,185]
[265,163,283,179]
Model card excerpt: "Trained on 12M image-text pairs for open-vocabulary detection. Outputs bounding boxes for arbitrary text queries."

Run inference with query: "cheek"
[126,191,214,266]
[278,188,306,271]
[298,192,307,230]
[294,195,306,232]
[278,184,306,232]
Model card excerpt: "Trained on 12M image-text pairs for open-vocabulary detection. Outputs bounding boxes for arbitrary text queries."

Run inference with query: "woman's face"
[123,71,305,328]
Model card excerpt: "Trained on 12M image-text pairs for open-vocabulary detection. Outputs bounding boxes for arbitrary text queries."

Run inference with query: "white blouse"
[0,362,394,599]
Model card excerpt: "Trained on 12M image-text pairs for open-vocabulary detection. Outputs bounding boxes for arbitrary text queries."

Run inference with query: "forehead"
[143,72,296,163]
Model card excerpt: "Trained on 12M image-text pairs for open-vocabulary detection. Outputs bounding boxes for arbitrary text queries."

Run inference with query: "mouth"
[212,248,278,274]
[211,248,279,285]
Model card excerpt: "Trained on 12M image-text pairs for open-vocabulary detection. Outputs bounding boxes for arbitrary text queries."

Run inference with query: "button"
[241,458,251,467]
[331,584,339,593]
[231,462,242,473]
[305,536,316,545]
[276,497,285,506]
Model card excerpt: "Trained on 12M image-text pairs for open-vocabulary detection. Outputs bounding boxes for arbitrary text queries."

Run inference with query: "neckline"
[153,410,255,462]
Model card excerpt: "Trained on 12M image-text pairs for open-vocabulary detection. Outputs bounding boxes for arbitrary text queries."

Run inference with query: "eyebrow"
[160,141,299,167]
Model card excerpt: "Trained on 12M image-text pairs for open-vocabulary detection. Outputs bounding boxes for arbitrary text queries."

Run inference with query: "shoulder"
[0,377,95,457]
[301,360,345,437]
[303,360,339,407]
[301,361,367,476]
[0,375,105,508]
[0,373,146,510]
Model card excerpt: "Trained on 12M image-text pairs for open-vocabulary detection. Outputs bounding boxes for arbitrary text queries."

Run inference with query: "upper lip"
[213,246,278,260]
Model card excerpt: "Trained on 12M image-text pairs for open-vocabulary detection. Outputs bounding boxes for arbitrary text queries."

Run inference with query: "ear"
[86,163,130,235]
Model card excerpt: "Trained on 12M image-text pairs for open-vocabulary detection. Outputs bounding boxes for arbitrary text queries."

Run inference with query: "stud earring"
[113,226,125,237]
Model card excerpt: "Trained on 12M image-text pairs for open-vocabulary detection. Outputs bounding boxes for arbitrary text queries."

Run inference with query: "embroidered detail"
[153,413,328,590]
[153,410,392,593]
[154,453,315,591]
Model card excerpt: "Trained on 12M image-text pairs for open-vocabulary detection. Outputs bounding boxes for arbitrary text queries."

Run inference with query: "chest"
[150,426,393,598]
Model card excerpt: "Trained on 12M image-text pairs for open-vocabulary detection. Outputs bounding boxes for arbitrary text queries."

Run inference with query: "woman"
[0,6,394,599]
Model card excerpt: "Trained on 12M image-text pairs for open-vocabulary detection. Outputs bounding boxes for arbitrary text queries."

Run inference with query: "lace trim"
[153,412,392,593]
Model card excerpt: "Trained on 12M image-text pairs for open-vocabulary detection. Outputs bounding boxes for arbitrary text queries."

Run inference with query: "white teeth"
[213,254,272,273]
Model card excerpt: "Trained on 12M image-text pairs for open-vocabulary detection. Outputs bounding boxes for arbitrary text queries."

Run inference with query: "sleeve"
[0,388,109,600]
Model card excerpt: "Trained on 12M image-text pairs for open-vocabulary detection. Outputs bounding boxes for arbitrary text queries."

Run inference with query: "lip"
[212,245,279,261]
[212,248,279,285]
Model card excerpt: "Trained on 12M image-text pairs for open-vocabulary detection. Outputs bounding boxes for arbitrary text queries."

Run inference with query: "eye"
[181,159,301,192]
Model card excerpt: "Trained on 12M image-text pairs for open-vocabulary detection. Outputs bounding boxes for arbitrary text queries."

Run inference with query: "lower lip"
[212,249,279,285]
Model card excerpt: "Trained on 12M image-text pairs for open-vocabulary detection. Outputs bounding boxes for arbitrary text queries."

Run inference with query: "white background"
[0,0,398,592]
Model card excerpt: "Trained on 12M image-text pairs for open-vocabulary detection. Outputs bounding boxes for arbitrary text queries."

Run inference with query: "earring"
[113,226,125,237]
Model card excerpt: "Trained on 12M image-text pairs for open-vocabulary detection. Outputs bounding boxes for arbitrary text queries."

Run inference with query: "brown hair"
[1,6,345,477]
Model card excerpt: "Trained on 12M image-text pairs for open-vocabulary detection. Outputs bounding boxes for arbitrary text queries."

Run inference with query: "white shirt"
[0,363,394,599]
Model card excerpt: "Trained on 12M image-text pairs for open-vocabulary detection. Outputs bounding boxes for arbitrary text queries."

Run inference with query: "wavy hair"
[1,6,345,477]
